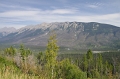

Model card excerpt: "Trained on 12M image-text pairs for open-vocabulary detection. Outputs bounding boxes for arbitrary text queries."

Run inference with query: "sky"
[0,0,120,29]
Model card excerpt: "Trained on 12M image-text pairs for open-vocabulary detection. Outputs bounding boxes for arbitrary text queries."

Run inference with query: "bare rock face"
[0,22,120,49]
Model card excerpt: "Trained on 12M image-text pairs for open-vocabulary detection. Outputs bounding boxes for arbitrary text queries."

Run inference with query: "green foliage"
[19,44,33,73]
[45,34,59,65]
[57,58,87,79]
[0,55,20,72]
[19,44,32,61]
[1,33,120,79]
[86,49,93,60]
[44,33,59,79]
[82,55,88,72]
[37,51,44,65]
[97,53,103,73]
[81,50,105,78]
[4,46,16,56]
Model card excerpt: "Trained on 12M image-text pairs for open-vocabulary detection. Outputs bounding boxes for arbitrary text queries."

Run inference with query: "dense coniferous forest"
[0,34,120,79]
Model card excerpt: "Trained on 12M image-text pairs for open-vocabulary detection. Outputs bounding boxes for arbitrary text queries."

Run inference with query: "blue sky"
[0,0,120,29]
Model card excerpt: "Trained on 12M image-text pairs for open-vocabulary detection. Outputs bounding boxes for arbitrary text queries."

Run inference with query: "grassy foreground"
[0,56,40,79]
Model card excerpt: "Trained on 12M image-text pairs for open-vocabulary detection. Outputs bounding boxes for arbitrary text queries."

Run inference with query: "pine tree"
[19,44,31,61]
[37,52,44,65]
[82,55,88,72]
[97,54,103,74]
[86,49,93,60]
[19,44,32,73]
[86,49,93,70]
[45,33,59,79]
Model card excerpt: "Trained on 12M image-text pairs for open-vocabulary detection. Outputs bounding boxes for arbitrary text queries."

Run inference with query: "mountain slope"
[0,27,16,38]
[0,22,120,49]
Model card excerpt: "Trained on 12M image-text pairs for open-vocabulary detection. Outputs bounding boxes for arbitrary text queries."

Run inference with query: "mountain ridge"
[0,22,120,49]
[0,27,16,38]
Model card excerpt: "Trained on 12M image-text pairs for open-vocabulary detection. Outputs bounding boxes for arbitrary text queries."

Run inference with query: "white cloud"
[0,8,78,18]
[0,10,39,17]
[87,5,98,8]
[0,7,120,28]
[51,9,77,14]
[98,13,120,20]
[0,0,120,29]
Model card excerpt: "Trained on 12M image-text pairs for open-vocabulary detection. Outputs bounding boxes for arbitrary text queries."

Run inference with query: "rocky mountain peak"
[0,22,120,49]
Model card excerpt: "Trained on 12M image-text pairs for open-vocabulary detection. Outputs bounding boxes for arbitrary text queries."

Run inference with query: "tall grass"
[0,64,49,79]
[0,55,50,79]
[0,68,38,79]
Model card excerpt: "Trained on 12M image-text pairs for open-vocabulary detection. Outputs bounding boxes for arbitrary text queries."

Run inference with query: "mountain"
[0,22,120,49]
[0,27,16,38]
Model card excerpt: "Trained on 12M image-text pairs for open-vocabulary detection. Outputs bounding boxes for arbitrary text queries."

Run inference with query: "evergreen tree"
[82,55,88,72]
[19,44,32,73]
[45,33,59,79]
[19,44,31,61]
[86,49,93,77]
[86,49,93,60]
[37,51,44,65]
[97,54,103,74]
